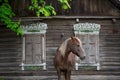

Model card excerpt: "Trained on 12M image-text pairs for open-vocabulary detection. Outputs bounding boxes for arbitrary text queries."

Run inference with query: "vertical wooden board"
[88,44,97,63]
[32,35,42,44]
[89,56,96,63]
[33,44,42,55]
[88,35,98,63]
[88,35,97,52]
[34,55,42,64]
[33,43,42,64]
[89,43,96,56]
[25,55,33,64]
[25,43,33,64]
[88,35,97,43]
[25,35,33,64]
[25,44,32,56]
[25,35,33,43]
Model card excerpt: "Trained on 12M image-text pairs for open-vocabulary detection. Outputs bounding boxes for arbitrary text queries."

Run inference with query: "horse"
[54,37,86,80]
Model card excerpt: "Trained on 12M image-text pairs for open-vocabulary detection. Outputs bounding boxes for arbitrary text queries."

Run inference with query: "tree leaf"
[52,10,56,15]
[62,4,68,10]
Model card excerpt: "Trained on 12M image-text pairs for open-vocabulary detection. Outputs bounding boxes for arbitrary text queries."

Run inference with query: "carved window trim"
[74,23,101,70]
[20,23,47,70]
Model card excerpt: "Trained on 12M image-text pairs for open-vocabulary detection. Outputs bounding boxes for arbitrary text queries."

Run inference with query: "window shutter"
[74,23,100,70]
[20,23,47,70]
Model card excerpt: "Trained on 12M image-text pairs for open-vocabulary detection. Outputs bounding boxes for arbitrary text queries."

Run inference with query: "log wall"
[0,17,120,76]
[0,0,120,79]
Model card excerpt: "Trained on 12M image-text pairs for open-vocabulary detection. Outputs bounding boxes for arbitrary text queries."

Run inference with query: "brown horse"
[54,37,86,80]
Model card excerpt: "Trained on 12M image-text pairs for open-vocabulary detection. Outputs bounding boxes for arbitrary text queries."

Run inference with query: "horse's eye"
[77,45,80,47]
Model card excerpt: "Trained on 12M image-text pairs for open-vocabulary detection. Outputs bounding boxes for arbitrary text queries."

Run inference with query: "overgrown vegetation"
[58,0,71,9]
[0,0,22,35]
[29,0,56,17]
[0,0,71,35]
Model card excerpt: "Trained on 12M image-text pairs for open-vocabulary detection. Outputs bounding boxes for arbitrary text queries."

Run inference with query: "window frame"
[73,23,101,70]
[20,23,47,70]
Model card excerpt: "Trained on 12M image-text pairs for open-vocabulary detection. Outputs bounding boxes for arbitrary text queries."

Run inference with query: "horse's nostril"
[80,56,85,60]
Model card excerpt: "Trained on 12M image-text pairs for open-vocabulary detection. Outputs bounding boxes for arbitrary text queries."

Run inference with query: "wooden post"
[21,36,25,70]
[42,34,46,70]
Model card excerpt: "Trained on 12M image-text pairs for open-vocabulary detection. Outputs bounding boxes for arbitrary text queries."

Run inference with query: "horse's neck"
[63,46,71,61]
[59,39,72,61]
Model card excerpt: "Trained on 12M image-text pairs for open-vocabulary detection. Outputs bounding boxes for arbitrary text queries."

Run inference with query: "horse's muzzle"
[80,56,85,60]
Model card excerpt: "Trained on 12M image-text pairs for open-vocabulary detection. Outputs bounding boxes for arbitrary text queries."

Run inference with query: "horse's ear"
[71,37,74,41]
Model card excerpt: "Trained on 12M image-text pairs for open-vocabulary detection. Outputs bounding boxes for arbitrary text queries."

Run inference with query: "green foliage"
[0,0,71,35]
[25,66,43,70]
[0,77,4,80]
[58,0,71,10]
[0,0,23,35]
[29,0,56,17]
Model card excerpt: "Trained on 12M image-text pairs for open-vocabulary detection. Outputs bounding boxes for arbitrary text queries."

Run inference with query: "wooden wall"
[0,17,120,76]
[0,27,22,71]
[9,0,120,17]
[45,18,120,73]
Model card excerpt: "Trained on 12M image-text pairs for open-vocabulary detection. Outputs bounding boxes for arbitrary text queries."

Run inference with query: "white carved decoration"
[21,22,47,34]
[74,23,100,34]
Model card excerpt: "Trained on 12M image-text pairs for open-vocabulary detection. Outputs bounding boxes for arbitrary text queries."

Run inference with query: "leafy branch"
[0,0,71,35]
[58,0,71,10]
[29,0,56,17]
[0,0,22,35]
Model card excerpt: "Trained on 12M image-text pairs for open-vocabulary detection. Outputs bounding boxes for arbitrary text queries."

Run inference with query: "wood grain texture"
[9,0,120,17]
[0,18,120,76]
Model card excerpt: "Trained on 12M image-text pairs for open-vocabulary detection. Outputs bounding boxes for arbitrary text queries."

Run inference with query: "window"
[20,23,47,70]
[74,23,101,70]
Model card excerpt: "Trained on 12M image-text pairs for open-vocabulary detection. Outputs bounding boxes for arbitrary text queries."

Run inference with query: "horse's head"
[67,37,86,60]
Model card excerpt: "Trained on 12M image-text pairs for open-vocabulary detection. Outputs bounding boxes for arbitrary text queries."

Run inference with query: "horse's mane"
[58,38,71,57]
[58,37,81,57]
